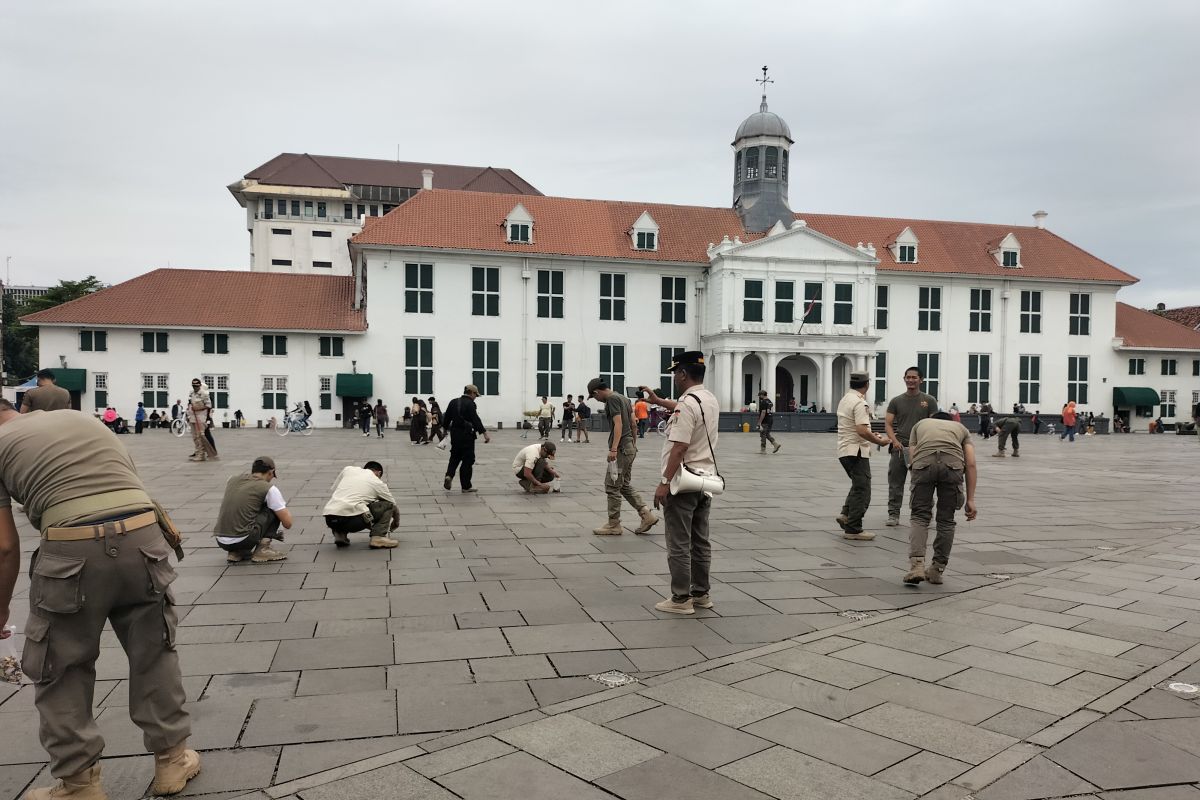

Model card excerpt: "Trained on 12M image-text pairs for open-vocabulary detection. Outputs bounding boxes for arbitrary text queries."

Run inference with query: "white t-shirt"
[538,402,554,419]
[512,444,546,474]
[322,466,395,517]
[216,486,286,545]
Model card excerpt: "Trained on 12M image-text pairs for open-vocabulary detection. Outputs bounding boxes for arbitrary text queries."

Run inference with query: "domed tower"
[732,67,794,233]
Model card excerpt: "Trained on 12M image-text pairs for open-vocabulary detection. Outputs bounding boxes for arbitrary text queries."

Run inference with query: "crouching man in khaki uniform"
[904,410,978,585]
[0,402,199,799]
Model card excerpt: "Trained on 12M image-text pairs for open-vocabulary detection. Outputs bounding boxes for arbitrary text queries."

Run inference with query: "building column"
[854,353,867,373]
[821,352,835,412]
[729,351,742,409]
[711,351,729,410]
[764,352,779,408]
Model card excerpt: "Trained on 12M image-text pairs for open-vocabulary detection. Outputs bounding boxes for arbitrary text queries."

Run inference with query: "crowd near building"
[21,88,1200,429]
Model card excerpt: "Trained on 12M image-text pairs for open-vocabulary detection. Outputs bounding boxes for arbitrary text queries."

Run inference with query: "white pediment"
[717,220,877,264]
[505,203,533,224]
[893,226,918,246]
[631,210,658,231]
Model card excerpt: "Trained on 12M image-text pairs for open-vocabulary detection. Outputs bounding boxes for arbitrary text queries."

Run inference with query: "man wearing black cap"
[442,384,491,493]
[640,350,719,615]
[512,441,560,493]
[214,456,291,563]
[836,372,891,540]
[587,377,658,535]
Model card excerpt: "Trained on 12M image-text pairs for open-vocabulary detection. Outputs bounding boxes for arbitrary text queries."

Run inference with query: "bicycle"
[276,407,314,437]
[170,418,187,437]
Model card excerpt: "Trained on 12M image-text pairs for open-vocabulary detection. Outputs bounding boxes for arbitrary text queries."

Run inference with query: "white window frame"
[319,375,333,410]
[1162,358,1178,376]
[1129,358,1145,376]
[599,273,626,321]
[508,222,531,243]
[1067,356,1089,404]
[141,373,168,408]
[659,346,685,400]
[874,352,888,405]
[898,244,916,263]
[635,230,657,251]
[1160,390,1177,419]
[536,342,563,398]
[661,276,686,324]
[404,263,434,314]
[471,266,500,317]
[1020,290,1042,334]
[967,353,990,404]
[774,280,795,324]
[918,287,941,331]
[1019,355,1041,405]
[875,285,889,330]
[404,337,434,395]
[262,375,288,410]
[599,343,625,394]
[536,269,564,319]
[916,352,940,400]
[969,289,992,332]
[743,279,764,323]
[1069,293,1091,336]
[261,334,288,356]
[202,374,230,409]
[833,283,853,326]
[471,339,500,396]
[318,336,344,358]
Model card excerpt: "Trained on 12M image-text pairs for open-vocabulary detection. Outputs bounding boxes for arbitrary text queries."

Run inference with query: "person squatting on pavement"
[992,416,1021,457]
[443,384,490,493]
[756,389,781,454]
[904,410,978,584]
[884,366,937,527]
[0,404,200,799]
[640,351,720,615]
[513,441,561,493]
[836,372,892,541]
[587,378,658,536]
[322,460,399,549]
[214,457,291,564]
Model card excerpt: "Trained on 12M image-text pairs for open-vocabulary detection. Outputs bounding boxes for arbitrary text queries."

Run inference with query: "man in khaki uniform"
[587,378,657,536]
[186,379,217,462]
[836,372,891,540]
[20,369,72,413]
[0,402,199,799]
[903,411,978,585]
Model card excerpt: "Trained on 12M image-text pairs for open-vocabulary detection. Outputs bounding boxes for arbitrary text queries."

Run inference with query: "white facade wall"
[1112,348,1200,422]
[243,195,365,275]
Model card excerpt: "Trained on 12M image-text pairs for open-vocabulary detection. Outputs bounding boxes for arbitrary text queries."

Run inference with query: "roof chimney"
[1157,302,1167,311]
[1032,210,1047,229]
[421,169,434,190]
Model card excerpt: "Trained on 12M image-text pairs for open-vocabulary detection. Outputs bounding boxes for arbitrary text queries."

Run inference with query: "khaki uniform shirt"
[22,384,72,412]
[909,418,972,470]
[836,390,873,458]
[0,410,148,529]
[661,385,719,475]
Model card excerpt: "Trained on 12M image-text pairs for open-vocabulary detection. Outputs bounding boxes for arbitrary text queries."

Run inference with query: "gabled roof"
[21,269,366,333]
[1115,302,1200,350]
[1158,305,1200,330]
[243,154,541,195]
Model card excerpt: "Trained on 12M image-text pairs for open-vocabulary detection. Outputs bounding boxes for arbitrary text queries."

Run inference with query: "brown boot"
[903,557,925,585]
[634,507,659,534]
[151,743,201,795]
[925,562,945,585]
[592,518,622,535]
[24,764,107,800]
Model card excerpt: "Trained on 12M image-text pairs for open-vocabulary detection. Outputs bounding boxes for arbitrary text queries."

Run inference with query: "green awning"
[51,368,87,393]
[1113,386,1160,407]
[335,373,373,398]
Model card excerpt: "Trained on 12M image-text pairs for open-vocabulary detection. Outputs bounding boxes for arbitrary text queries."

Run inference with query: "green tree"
[3,276,104,383]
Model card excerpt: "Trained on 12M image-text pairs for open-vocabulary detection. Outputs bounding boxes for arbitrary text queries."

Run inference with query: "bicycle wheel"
[656,420,668,436]
[301,419,314,436]
[276,416,291,437]
[171,418,187,438]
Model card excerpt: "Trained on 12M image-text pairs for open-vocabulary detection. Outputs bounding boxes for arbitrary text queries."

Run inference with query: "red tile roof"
[1159,306,1200,330]
[1115,302,1200,350]
[351,190,1137,284]
[244,154,541,196]
[21,269,366,332]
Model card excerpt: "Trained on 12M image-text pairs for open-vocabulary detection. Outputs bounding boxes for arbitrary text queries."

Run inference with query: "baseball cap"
[586,378,607,398]
[463,384,480,396]
[542,441,557,457]
[253,456,277,476]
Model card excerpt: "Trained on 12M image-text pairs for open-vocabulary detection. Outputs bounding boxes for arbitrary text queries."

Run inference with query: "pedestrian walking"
[215,456,291,564]
[575,395,592,443]
[170,399,182,424]
[884,367,938,526]
[536,396,555,439]
[187,378,218,461]
[374,400,388,438]
[903,411,978,585]
[978,402,994,439]
[513,441,560,493]
[429,397,446,446]
[756,389,781,453]
[992,416,1021,457]
[1060,400,1077,442]
[640,351,720,615]
[443,384,490,492]
[134,402,147,434]
[836,372,891,540]
[19,369,72,412]
[358,401,373,437]
[1032,410,1041,434]
[587,379,658,536]
[634,395,650,438]
[322,460,399,549]
[0,403,201,798]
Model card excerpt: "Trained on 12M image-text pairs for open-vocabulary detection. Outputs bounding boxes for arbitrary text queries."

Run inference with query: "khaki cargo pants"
[908,453,965,566]
[22,522,190,777]
[605,441,646,520]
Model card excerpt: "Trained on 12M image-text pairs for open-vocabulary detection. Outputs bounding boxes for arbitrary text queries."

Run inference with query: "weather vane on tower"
[757,65,773,112]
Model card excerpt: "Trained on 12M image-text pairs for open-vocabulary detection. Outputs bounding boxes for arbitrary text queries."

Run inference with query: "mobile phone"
[625,387,643,399]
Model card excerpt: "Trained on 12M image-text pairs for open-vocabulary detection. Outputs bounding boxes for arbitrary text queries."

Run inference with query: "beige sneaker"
[903,557,925,585]
[226,551,245,563]
[23,764,106,800]
[152,743,201,795]
[925,562,945,584]
[251,545,287,563]
[654,597,695,615]
[842,531,876,541]
[886,515,900,527]
[772,442,782,453]
[369,536,399,549]
[691,594,714,609]
[634,508,659,534]
[592,520,622,536]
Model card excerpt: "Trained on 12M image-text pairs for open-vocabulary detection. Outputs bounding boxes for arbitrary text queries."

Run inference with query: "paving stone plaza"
[3,425,1200,799]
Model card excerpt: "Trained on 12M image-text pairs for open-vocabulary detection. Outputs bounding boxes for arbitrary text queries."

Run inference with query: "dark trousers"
[215,508,282,555]
[537,418,551,438]
[325,498,395,538]
[887,446,908,517]
[446,430,477,489]
[135,420,144,434]
[637,419,648,438]
[909,455,964,566]
[759,420,777,448]
[516,458,553,490]
[663,491,712,601]
[838,455,872,533]
[998,428,1020,453]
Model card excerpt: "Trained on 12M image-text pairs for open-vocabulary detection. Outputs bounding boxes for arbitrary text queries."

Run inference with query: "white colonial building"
[22,97,1200,429]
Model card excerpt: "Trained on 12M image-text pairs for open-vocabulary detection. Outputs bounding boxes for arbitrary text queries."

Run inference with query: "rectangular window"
[202,332,229,354]
[94,372,107,410]
[599,344,625,394]
[536,342,563,398]
[271,259,292,267]
[969,288,992,332]
[1129,358,1145,375]
[317,201,326,218]
[1067,356,1089,404]
[357,204,366,218]
[661,276,686,323]
[874,352,887,404]
[312,230,332,238]
[202,374,230,409]
[916,352,940,399]
[303,201,314,218]
[1020,290,1042,333]
[277,199,287,215]
[312,261,332,269]
[743,280,764,322]
[1160,390,1177,419]
[1002,250,1019,267]
[875,285,889,330]
[262,199,272,217]
[636,231,656,250]
[271,228,292,236]
[509,223,530,242]
[141,373,168,408]
[261,376,288,410]
[343,203,353,220]
[471,340,500,396]
[1162,358,1178,376]
[404,337,434,395]
[659,346,686,400]
[1069,293,1091,335]
[291,200,300,216]
[833,283,853,325]
[318,336,344,357]
[802,282,823,324]
[775,280,794,324]
[369,205,378,217]
[319,375,332,410]
[1194,360,1200,377]
[536,269,564,319]
[599,273,626,321]
[1019,355,1041,405]
[918,287,941,331]
[967,353,991,404]
[471,267,500,317]
[898,244,916,263]
[261,335,287,356]
[79,330,107,352]
[404,263,434,313]
[141,331,169,353]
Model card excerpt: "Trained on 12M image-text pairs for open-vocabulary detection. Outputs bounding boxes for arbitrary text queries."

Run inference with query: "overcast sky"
[2,1,1197,307]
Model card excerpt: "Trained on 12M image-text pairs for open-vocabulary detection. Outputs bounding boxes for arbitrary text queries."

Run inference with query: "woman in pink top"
[1060,401,1077,442]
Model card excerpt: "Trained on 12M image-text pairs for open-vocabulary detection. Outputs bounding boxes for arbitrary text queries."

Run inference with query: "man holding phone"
[587,379,657,536]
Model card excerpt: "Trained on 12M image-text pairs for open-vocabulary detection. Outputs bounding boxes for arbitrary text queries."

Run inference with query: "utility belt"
[39,489,185,559]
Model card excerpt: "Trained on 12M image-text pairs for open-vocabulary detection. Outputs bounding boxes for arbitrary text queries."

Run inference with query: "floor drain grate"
[838,610,873,621]
[1160,681,1199,697]
[986,574,1013,581]
[589,670,638,688]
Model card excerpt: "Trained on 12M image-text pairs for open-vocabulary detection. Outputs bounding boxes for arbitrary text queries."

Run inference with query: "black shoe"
[443,476,452,490]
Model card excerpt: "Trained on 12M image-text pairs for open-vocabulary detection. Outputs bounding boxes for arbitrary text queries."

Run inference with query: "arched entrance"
[777,355,818,411]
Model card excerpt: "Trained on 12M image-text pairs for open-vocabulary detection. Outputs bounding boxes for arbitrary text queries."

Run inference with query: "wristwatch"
[660,477,671,485]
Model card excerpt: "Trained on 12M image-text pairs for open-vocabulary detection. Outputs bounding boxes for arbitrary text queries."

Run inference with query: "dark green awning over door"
[335,373,373,398]
[1113,386,1160,406]
[52,368,87,393]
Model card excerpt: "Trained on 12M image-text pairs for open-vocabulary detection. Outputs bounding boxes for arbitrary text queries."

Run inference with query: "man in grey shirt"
[884,366,938,527]
[587,379,657,536]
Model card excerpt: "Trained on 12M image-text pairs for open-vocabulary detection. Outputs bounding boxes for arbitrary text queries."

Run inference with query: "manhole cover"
[589,670,637,688]
[1162,682,1199,696]
[986,574,1013,581]
[838,610,872,621]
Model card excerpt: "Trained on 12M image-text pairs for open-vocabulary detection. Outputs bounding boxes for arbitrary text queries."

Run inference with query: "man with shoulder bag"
[639,351,721,615]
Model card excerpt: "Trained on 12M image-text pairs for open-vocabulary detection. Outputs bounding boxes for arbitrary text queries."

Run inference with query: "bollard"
[742,422,750,433]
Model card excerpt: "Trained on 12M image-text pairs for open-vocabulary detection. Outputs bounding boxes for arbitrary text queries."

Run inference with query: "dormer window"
[504,203,534,244]
[509,223,530,243]
[1002,250,1018,267]
[636,231,656,250]
[630,211,660,252]
[990,232,1022,268]
[888,227,919,264]
[898,245,916,263]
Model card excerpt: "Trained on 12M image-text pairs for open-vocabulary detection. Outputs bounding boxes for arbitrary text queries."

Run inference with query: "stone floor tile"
[975,755,1097,800]
[697,661,775,685]
[1125,688,1200,720]
[386,661,474,688]
[833,642,969,682]
[596,753,775,800]
[733,671,885,720]
[602,620,732,649]
[717,745,916,800]
[606,704,772,769]
[396,681,538,733]
[527,676,608,706]
[203,672,299,701]
[843,624,965,656]
[406,737,516,778]
[496,713,660,780]
[297,762,457,800]
[753,647,888,689]
[858,674,1011,725]
[625,646,707,672]
[1097,787,1200,799]
[570,694,661,724]
[846,703,1017,764]
[0,764,43,799]
[438,751,620,799]
[274,736,431,783]
[640,676,790,727]
[469,655,557,682]
[296,666,387,695]
[240,690,397,746]
[941,646,1082,684]
[273,634,394,671]
[977,706,1059,738]
[1128,717,1200,758]
[393,628,511,663]
[702,615,815,644]
[1045,721,1200,789]
[873,751,971,795]
[504,622,623,655]
[455,610,526,629]
[940,668,1094,716]
[743,707,919,775]
[176,746,280,797]
[1008,641,1151,680]
[170,642,279,677]
[546,649,636,677]
[1006,624,1137,656]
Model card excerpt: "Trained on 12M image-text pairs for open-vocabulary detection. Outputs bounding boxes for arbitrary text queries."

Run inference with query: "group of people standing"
[531,394,593,443]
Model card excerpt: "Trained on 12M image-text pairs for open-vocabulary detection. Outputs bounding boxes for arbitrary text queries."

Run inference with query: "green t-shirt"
[604,394,636,449]
[886,392,938,445]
